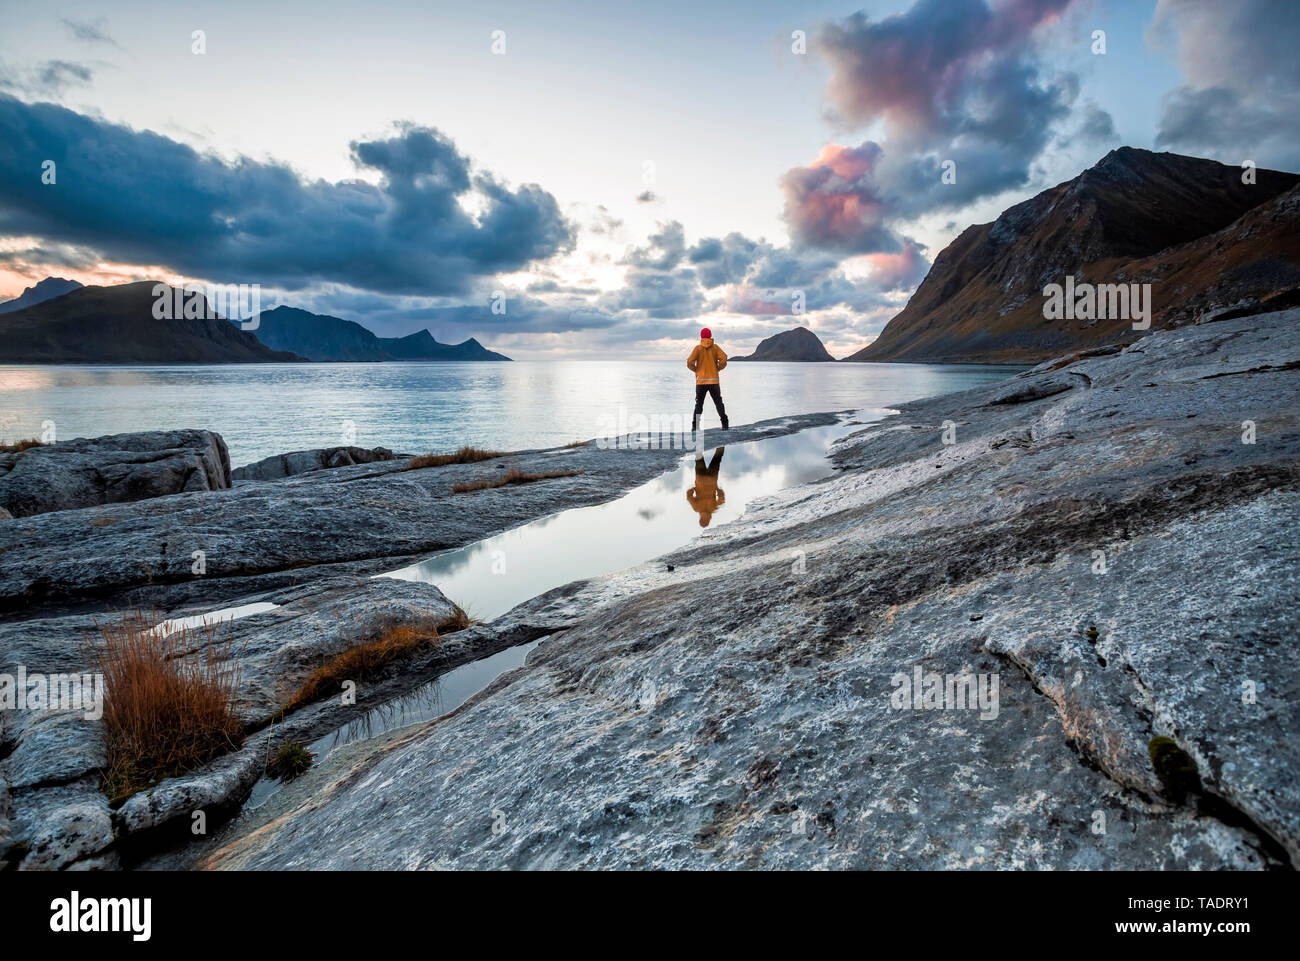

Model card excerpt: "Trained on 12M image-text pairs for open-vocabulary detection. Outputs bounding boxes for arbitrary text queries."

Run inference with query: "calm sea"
[0,361,1020,468]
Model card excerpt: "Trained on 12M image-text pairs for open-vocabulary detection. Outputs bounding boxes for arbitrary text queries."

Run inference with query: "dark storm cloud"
[746,245,840,290]
[620,221,687,271]
[816,0,1075,145]
[0,241,99,270]
[1151,0,1300,168]
[782,0,1081,251]
[0,97,576,296]
[1077,103,1117,144]
[619,225,898,317]
[600,264,705,320]
[683,232,898,316]
[686,232,762,288]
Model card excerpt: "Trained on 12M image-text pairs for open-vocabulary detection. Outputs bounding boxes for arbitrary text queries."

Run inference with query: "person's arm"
[687,345,700,371]
[715,345,727,370]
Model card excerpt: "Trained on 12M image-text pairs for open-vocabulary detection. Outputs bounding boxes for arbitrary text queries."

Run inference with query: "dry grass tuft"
[0,438,42,453]
[437,607,474,633]
[281,610,471,714]
[451,467,583,494]
[407,446,504,470]
[95,612,244,804]
[562,440,588,448]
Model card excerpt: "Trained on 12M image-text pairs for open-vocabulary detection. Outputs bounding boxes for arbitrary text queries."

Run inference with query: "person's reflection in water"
[687,447,726,527]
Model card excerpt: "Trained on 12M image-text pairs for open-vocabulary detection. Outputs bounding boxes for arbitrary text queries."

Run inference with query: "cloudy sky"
[1,0,1297,359]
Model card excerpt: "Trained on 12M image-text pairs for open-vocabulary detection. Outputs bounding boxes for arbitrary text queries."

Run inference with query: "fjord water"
[0,360,1019,467]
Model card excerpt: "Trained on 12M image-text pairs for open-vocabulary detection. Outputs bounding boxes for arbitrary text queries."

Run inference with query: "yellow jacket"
[687,452,726,527]
[687,338,727,385]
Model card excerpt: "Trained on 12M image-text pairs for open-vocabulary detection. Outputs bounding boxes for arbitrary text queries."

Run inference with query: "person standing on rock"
[688,327,729,432]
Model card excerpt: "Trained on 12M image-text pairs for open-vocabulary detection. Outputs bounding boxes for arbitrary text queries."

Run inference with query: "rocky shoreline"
[201,310,1300,870]
[3,310,1298,870]
[0,412,838,868]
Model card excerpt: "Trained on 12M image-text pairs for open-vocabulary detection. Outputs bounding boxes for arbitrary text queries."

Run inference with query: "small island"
[732,325,836,362]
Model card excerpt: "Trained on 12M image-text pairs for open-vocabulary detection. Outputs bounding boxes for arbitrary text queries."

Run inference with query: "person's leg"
[709,384,729,429]
[692,384,708,432]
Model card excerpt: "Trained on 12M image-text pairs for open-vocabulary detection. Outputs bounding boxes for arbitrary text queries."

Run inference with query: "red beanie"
[700,327,712,339]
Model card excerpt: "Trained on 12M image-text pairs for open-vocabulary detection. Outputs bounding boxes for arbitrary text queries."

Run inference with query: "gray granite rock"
[198,310,1300,870]
[13,779,115,870]
[231,445,402,482]
[3,711,106,791]
[0,429,230,518]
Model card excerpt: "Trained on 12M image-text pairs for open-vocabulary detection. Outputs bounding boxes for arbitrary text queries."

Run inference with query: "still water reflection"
[687,448,727,527]
[383,418,862,621]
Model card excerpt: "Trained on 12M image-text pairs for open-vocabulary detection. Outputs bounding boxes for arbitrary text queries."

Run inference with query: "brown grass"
[94,612,244,804]
[406,446,504,470]
[90,516,116,527]
[0,438,42,453]
[562,440,588,448]
[451,467,583,494]
[280,611,471,715]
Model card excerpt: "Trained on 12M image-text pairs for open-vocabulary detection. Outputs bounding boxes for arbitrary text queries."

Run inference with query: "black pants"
[692,383,728,431]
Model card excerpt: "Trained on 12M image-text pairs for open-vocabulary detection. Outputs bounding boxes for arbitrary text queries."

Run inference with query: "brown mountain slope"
[0,282,304,363]
[848,148,1300,364]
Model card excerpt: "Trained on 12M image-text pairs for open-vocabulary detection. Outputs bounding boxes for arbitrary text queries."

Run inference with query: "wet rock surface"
[0,429,230,518]
[198,311,1299,870]
[0,415,832,616]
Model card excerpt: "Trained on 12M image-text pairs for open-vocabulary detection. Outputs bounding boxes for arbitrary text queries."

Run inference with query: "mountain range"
[246,305,510,362]
[848,148,1300,364]
[0,282,304,364]
[0,284,510,364]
